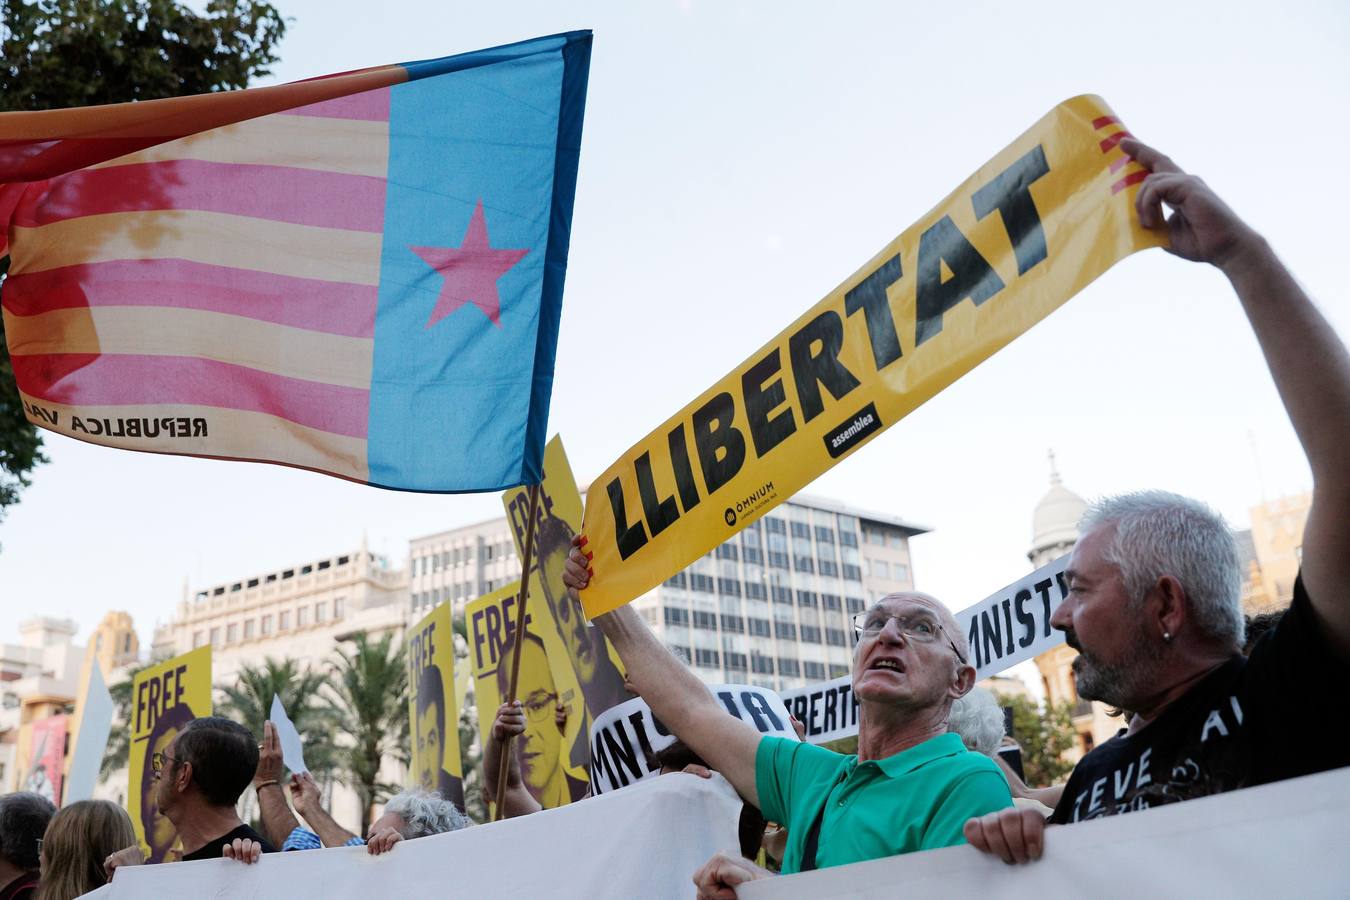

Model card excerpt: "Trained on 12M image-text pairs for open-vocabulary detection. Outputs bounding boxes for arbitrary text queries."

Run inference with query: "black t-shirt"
[181,823,278,862]
[1050,572,1349,824]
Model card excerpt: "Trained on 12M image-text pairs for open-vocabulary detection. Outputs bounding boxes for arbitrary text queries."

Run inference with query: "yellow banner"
[580,95,1163,616]
[127,645,211,862]
[503,437,628,722]
[465,581,589,809]
[407,602,465,812]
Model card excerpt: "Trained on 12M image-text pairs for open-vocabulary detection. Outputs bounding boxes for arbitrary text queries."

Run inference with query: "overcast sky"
[2,1,1347,656]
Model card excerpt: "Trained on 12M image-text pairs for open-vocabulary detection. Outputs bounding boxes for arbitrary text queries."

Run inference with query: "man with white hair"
[964,137,1350,863]
[564,545,1012,893]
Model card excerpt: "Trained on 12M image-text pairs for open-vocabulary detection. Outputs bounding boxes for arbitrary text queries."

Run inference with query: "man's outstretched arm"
[1125,138,1350,658]
[482,701,543,818]
[565,540,763,806]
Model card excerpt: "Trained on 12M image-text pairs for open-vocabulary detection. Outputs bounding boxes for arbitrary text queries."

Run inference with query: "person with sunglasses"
[563,552,1012,896]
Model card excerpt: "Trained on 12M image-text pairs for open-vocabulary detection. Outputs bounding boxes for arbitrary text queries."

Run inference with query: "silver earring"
[1162,631,1172,642]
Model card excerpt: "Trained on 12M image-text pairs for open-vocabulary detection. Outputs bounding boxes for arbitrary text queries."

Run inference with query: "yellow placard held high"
[580,95,1164,617]
[466,581,589,809]
[503,437,628,723]
[128,645,211,862]
[407,602,465,812]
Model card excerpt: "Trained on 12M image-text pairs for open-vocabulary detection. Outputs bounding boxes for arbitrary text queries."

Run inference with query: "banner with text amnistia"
[466,581,590,809]
[407,602,465,812]
[579,96,1162,617]
[781,553,1071,744]
[128,645,211,862]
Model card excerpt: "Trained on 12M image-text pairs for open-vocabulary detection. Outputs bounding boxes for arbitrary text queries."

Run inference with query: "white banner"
[780,553,1071,744]
[588,684,796,794]
[741,766,1350,899]
[89,772,742,899]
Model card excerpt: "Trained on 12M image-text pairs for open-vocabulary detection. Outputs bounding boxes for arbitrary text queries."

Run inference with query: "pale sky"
[2,0,1347,654]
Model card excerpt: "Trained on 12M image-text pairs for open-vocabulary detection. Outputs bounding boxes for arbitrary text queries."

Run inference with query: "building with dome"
[1028,454,1125,762]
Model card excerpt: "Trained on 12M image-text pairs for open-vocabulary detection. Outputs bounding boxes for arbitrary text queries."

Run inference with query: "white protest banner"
[780,553,1071,744]
[269,694,308,774]
[588,684,795,794]
[93,771,743,900]
[779,674,857,745]
[742,766,1350,899]
[64,663,113,803]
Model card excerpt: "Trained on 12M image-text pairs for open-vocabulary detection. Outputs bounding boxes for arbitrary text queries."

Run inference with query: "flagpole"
[493,482,542,822]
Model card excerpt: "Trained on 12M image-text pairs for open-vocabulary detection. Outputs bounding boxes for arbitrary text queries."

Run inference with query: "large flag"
[0,32,592,491]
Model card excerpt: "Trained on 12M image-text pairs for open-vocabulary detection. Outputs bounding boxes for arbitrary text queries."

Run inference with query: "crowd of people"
[0,138,1346,898]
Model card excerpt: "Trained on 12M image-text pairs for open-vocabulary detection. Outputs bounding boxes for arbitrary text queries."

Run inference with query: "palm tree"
[325,632,409,833]
[100,664,148,779]
[215,658,338,775]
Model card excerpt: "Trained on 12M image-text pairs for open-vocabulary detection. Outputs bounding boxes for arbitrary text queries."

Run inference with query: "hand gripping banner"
[580,95,1164,617]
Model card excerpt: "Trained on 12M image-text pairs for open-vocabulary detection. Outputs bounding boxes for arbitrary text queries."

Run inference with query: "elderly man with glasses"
[563,553,1012,896]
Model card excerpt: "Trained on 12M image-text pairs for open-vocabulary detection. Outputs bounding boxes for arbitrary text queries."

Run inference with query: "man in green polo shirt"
[563,553,1012,895]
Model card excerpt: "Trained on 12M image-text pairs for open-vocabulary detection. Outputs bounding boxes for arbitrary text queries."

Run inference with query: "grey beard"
[1073,631,1163,710]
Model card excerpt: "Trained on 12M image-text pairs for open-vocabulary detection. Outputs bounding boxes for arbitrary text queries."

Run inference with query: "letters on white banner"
[780,553,1070,744]
[589,684,795,794]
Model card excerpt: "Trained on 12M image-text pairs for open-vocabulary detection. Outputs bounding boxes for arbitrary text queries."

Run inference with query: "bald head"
[865,592,971,665]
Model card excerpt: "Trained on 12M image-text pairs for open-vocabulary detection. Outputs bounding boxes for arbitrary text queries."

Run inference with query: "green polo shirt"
[756,732,1012,874]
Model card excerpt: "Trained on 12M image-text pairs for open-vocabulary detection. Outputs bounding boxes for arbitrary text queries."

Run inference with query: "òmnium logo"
[824,402,883,459]
[725,480,777,529]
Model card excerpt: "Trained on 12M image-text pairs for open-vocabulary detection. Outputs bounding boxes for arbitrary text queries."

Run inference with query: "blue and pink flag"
[0,31,591,491]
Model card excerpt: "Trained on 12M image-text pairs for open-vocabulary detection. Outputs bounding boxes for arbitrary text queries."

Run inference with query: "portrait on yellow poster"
[127,645,211,862]
[467,582,588,809]
[407,601,465,812]
[580,95,1166,617]
[503,437,628,755]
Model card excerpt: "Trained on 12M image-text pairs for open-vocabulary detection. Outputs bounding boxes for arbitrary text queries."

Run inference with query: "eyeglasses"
[522,691,559,722]
[151,751,181,775]
[852,611,967,664]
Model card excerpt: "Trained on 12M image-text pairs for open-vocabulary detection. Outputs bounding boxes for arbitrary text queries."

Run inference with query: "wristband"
[255,779,280,791]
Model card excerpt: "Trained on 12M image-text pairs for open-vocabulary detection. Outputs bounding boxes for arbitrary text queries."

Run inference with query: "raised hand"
[222,838,263,864]
[962,806,1047,865]
[253,720,283,787]
[492,701,526,741]
[103,844,145,880]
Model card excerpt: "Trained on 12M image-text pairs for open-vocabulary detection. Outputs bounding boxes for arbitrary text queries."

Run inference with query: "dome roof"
[1029,452,1087,562]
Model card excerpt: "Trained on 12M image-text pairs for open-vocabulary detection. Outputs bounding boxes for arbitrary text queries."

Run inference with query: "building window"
[751,653,775,674]
[794,556,815,573]
[804,661,826,681]
[765,517,786,534]
[747,617,771,637]
[719,614,745,632]
[243,620,255,639]
[771,585,792,603]
[315,602,328,623]
[210,627,220,645]
[839,530,858,548]
[261,615,273,635]
[790,521,811,539]
[743,547,764,566]
[297,607,310,627]
[795,590,818,608]
[691,574,715,593]
[767,551,789,569]
[800,625,822,644]
[773,620,797,641]
[892,563,910,583]
[692,610,718,630]
[825,628,848,646]
[717,578,742,597]
[226,623,238,643]
[846,597,866,615]
[822,594,842,611]
[724,652,748,672]
[664,607,690,627]
[247,578,259,588]
[193,631,204,647]
[665,572,688,589]
[715,544,739,561]
[868,559,890,579]
[694,648,721,668]
[778,657,801,677]
[842,564,863,581]
[744,580,767,600]
[814,526,835,544]
[829,664,850,678]
[279,612,290,631]
[334,597,345,619]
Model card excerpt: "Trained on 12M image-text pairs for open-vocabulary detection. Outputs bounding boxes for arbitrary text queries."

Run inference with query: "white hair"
[1080,491,1244,649]
[947,687,1005,756]
[383,788,472,838]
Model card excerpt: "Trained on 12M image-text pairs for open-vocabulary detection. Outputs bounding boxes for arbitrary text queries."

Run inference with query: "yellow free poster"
[503,436,628,726]
[580,95,1165,617]
[127,645,211,862]
[466,581,589,809]
[407,601,465,812]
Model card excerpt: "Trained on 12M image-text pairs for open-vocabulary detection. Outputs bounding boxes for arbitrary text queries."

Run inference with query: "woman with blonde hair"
[35,800,135,900]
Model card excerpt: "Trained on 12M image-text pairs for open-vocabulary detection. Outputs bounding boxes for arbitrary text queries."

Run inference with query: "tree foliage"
[997,692,1078,788]
[324,632,409,834]
[215,657,339,775]
[0,0,286,530]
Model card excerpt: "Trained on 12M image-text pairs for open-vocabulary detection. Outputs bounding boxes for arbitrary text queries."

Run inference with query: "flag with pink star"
[1,32,591,491]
